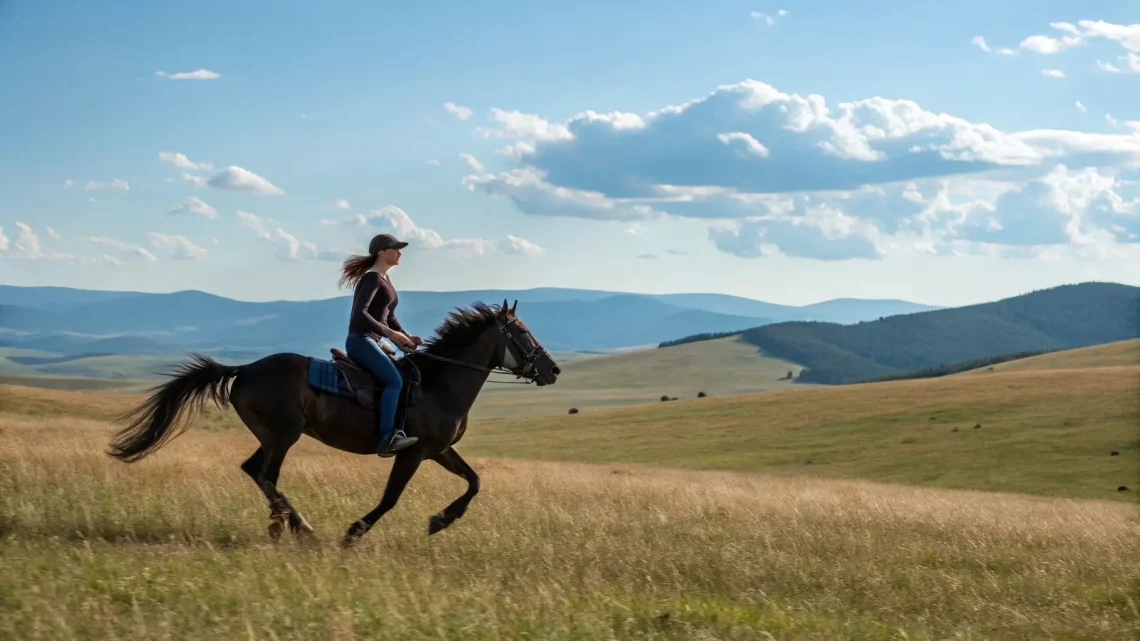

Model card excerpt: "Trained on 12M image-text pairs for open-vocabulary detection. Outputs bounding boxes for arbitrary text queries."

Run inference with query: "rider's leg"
[345,334,415,455]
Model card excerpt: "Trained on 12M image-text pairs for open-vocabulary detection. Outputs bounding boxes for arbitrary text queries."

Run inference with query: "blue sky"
[1,0,1138,306]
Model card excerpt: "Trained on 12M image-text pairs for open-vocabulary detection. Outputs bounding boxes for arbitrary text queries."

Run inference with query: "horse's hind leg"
[240,439,313,540]
[427,447,479,535]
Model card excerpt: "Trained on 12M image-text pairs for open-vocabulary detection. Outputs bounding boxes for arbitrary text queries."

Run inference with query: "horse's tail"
[107,353,241,463]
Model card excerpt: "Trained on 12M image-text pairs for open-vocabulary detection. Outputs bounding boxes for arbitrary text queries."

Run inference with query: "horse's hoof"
[268,519,284,541]
[340,533,360,549]
[428,513,449,535]
[290,518,315,536]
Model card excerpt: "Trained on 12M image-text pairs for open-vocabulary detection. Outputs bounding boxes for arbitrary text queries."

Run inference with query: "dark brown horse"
[106,299,560,546]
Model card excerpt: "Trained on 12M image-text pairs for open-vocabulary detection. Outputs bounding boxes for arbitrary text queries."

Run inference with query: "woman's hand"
[389,331,417,352]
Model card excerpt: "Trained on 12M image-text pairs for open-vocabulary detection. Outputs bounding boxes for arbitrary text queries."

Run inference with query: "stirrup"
[378,431,418,458]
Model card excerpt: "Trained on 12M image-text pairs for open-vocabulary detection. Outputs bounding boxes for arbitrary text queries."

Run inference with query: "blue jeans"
[345,333,403,442]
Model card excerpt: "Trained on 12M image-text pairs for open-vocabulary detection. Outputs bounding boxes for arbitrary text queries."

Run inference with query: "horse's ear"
[510,299,518,315]
[501,298,510,318]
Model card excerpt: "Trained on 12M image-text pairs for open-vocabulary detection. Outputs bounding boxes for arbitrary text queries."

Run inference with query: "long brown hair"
[338,253,377,289]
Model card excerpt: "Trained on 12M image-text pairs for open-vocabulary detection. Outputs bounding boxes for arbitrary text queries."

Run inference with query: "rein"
[404,318,544,385]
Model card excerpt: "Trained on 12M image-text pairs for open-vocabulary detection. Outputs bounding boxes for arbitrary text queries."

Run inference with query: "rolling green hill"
[666,282,1140,385]
[471,335,811,418]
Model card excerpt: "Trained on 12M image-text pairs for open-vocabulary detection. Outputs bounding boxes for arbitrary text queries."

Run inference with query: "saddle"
[326,348,422,424]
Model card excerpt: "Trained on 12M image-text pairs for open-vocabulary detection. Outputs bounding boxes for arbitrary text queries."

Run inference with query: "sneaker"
[378,430,419,457]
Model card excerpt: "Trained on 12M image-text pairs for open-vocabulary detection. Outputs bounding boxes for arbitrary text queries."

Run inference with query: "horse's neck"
[426,325,498,416]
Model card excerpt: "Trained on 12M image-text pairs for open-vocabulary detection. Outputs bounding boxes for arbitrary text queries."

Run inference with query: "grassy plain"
[471,336,809,418]
[1,340,1137,639]
[1,418,1137,641]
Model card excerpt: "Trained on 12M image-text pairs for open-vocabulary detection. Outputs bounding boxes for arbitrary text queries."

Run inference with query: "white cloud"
[158,151,213,171]
[166,196,219,219]
[502,234,547,256]
[88,236,158,262]
[971,36,991,52]
[235,210,278,232]
[443,102,473,121]
[332,199,351,210]
[182,172,207,188]
[1096,52,1140,74]
[478,78,1140,205]
[777,9,788,17]
[1106,113,1119,127]
[427,159,441,166]
[5,223,72,260]
[1041,69,1065,78]
[1019,22,1085,54]
[147,233,207,260]
[750,11,774,26]
[155,69,220,80]
[85,178,130,191]
[64,179,73,189]
[475,108,573,142]
[1075,101,1087,112]
[207,166,284,195]
[45,227,61,240]
[717,131,770,158]
[459,153,485,172]
[459,77,1140,261]
[321,205,545,257]
[1077,20,1140,53]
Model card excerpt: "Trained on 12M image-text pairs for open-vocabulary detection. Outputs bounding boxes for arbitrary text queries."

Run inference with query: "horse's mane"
[405,301,501,385]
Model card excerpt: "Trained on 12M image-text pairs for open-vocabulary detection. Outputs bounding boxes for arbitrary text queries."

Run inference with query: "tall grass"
[2,417,1137,640]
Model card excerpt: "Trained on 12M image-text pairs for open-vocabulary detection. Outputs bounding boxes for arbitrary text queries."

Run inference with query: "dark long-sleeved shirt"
[347,271,406,341]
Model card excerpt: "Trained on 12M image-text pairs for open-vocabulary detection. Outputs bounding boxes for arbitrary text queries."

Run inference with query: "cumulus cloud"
[207,166,284,195]
[1075,101,1087,112]
[88,236,158,262]
[496,79,1140,200]
[459,153,485,172]
[166,197,219,219]
[159,151,213,171]
[970,35,1017,55]
[46,227,61,240]
[155,69,220,80]
[64,179,73,189]
[458,77,1140,261]
[444,102,473,121]
[475,108,572,142]
[85,178,130,191]
[1041,69,1065,78]
[502,234,547,256]
[332,199,351,210]
[147,233,207,260]
[1096,52,1140,74]
[320,205,546,257]
[2,223,72,260]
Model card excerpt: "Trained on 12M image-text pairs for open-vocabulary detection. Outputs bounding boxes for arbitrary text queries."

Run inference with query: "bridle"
[406,316,549,385]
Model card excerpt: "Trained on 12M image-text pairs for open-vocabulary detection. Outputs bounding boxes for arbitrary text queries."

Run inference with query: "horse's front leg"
[342,451,423,547]
[427,446,480,535]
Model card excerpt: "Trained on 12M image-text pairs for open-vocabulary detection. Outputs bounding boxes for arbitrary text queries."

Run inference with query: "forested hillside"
[662,282,1140,384]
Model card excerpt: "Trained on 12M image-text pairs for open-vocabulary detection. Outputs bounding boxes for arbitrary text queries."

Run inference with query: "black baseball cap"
[368,233,409,254]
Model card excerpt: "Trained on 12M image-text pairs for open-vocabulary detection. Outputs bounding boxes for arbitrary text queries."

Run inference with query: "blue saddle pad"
[307,357,353,399]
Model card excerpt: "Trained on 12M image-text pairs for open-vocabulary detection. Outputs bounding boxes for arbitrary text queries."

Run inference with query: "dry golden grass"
[1,414,1139,640]
[961,338,1140,374]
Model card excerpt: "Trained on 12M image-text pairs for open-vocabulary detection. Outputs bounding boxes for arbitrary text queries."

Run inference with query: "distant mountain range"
[0,285,939,363]
[663,282,1140,384]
